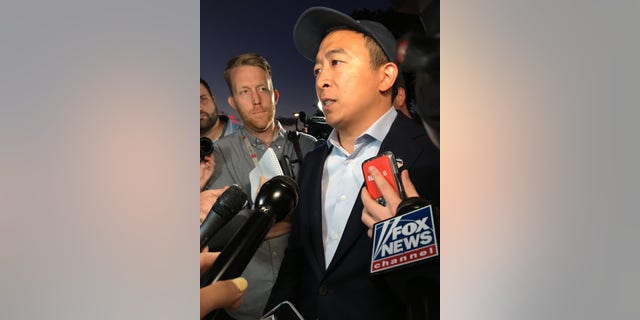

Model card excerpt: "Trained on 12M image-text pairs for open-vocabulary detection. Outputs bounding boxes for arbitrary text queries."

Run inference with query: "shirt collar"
[361,107,397,143]
[327,107,397,151]
[240,121,285,146]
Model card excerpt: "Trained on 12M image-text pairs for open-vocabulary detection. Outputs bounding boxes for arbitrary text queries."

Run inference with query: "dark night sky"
[201,0,392,120]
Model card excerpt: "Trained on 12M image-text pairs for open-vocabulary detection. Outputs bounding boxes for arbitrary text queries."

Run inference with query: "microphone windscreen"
[254,175,299,221]
[396,197,430,216]
[213,185,248,220]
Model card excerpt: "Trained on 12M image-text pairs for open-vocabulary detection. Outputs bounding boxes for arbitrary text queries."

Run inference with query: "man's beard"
[200,114,218,135]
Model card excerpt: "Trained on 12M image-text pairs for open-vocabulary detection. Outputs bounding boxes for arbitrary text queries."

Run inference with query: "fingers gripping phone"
[362,151,406,206]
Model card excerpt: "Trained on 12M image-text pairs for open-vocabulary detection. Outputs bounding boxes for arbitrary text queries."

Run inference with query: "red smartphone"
[362,151,406,206]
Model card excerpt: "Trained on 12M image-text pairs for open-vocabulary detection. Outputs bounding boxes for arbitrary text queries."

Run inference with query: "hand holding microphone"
[199,183,251,319]
[362,161,439,320]
[200,247,248,319]
[200,185,248,250]
[200,188,226,223]
[200,175,299,288]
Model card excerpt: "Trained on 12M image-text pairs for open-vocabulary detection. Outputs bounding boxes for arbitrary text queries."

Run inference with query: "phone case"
[361,151,406,205]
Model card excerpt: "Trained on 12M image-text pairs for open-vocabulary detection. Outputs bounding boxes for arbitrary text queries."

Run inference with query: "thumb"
[200,277,248,317]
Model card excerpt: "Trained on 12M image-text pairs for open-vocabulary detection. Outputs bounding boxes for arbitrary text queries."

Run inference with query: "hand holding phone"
[361,151,406,206]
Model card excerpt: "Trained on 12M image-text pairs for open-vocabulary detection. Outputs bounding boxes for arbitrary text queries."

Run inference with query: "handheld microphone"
[369,196,440,320]
[200,175,299,288]
[396,196,440,265]
[200,185,248,251]
[397,197,430,214]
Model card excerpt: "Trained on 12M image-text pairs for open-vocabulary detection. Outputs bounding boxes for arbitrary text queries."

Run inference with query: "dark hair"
[325,26,390,70]
[200,78,213,97]
[223,53,273,94]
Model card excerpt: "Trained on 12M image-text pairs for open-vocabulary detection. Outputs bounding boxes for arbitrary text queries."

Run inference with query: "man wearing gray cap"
[266,7,439,320]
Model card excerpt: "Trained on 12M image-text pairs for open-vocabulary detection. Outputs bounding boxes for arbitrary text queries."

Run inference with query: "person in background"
[392,71,411,118]
[392,71,422,122]
[203,53,317,320]
[201,78,241,143]
[200,78,241,192]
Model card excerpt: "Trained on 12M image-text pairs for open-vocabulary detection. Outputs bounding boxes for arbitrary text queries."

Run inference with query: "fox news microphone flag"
[369,197,440,320]
[370,199,439,275]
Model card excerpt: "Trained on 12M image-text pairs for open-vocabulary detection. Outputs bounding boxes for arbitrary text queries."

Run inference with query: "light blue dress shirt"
[321,108,397,268]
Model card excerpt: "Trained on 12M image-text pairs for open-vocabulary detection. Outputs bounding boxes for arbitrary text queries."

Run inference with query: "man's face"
[200,84,218,134]
[314,30,382,133]
[227,65,278,134]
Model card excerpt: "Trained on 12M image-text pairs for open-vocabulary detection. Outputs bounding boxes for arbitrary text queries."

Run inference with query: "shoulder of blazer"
[302,141,330,165]
[384,113,430,144]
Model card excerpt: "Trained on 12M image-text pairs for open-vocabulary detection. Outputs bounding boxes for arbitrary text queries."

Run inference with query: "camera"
[391,0,440,147]
[200,137,214,161]
[297,111,332,141]
[397,32,439,74]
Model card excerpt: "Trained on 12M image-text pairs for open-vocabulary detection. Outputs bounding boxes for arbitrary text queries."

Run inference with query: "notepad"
[249,147,284,202]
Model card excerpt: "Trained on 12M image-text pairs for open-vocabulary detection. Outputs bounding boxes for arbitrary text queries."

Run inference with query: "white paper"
[249,148,284,202]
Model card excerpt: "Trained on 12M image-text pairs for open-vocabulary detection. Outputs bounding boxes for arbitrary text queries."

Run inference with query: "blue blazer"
[266,113,439,320]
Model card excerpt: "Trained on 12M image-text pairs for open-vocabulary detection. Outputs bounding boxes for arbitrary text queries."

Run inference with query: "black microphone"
[200,175,299,288]
[397,196,431,215]
[200,185,248,251]
[369,196,440,320]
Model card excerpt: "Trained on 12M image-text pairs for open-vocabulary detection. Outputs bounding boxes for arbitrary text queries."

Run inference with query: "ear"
[227,96,237,111]
[273,89,280,104]
[379,62,398,93]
